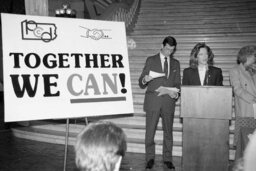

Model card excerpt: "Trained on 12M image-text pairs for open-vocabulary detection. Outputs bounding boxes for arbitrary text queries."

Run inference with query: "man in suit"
[138,36,181,170]
[182,42,223,86]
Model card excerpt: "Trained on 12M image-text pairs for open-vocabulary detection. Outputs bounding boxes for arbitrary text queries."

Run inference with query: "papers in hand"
[155,86,180,96]
[149,70,165,79]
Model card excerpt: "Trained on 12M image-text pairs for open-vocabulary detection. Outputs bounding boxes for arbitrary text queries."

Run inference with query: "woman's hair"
[75,121,127,171]
[237,45,256,64]
[189,42,214,68]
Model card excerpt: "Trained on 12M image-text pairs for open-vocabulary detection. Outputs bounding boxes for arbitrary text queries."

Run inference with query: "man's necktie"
[164,57,168,78]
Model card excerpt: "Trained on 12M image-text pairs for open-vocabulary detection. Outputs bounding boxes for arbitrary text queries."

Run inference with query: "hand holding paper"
[149,70,165,79]
[155,86,179,98]
[144,75,154,82]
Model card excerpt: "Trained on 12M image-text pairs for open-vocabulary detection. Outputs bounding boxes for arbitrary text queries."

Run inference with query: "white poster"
[1,13,134,122]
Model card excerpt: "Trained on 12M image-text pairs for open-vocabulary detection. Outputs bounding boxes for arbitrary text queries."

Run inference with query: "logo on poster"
[80,26,111,40]
[21,20,57,42]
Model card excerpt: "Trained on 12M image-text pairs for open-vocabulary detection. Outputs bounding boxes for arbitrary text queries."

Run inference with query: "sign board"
[1,13,134,122]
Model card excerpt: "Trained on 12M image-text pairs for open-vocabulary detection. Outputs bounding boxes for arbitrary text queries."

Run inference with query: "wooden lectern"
[181,86,232,171]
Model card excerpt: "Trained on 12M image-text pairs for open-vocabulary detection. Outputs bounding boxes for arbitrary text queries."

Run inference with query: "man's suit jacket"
[182,66,223,86]
[139,53,181,113]
[230,64,256,118]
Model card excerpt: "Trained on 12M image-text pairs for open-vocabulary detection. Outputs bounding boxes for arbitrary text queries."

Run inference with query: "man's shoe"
[146,159,154,169]
[164,161,175,170]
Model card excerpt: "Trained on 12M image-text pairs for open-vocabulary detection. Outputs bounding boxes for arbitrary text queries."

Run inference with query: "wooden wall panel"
[183,118,229,171]
[25,0,48,16]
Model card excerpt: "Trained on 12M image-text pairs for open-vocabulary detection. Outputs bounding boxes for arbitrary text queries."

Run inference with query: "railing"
[95,0,141,33]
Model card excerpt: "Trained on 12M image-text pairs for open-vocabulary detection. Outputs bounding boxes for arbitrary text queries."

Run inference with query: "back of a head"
[244,130,256,171]
[75,121,127,171]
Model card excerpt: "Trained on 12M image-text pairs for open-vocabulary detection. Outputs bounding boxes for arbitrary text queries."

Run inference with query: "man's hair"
[237,45,256,64]
[162,36,177,56]
[189,42,214,68]
[162,36,177,47]
[75,121,127,171]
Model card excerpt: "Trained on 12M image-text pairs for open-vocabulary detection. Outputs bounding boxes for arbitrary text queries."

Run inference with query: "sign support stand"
[63,118,70,171]
[63,117,88,171]
[85,117,88,125]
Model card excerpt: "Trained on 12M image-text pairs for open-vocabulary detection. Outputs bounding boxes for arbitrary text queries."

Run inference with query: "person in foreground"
[243,129,256,171]
[232,130,256,171]
[182,42,223,86]
[229,45,256,160]
[139,36,181,170]
[75,121,127,171]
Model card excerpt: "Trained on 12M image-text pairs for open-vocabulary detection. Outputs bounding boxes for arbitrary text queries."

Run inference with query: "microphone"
[204,66,209,85]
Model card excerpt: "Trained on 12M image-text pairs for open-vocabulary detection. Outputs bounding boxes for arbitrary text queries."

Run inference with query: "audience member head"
[161,36,177,57]
[75,121,127,171]
[189,42,214,68]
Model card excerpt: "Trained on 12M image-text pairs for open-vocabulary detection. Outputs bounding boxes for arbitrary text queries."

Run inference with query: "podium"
[181,86,232,171]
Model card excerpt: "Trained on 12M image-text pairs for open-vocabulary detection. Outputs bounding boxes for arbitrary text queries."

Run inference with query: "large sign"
[1,13,134,122]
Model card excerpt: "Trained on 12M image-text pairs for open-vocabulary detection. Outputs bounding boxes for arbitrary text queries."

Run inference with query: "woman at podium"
[229,45,256,160]
[182,42,223,86]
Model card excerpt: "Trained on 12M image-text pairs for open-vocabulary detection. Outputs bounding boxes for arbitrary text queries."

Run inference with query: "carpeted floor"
[0,129,182,171]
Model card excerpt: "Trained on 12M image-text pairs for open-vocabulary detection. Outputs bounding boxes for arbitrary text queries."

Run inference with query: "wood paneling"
[183,118,229,171]
[180,86,232,119]
[25,0,48,16]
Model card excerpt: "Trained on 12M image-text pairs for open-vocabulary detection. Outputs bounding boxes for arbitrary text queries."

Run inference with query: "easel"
[63,117,89,171]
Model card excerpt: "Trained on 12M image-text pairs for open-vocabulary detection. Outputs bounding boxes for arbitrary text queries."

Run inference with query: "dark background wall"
[0,0,25,129]
[48,0,88,18]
